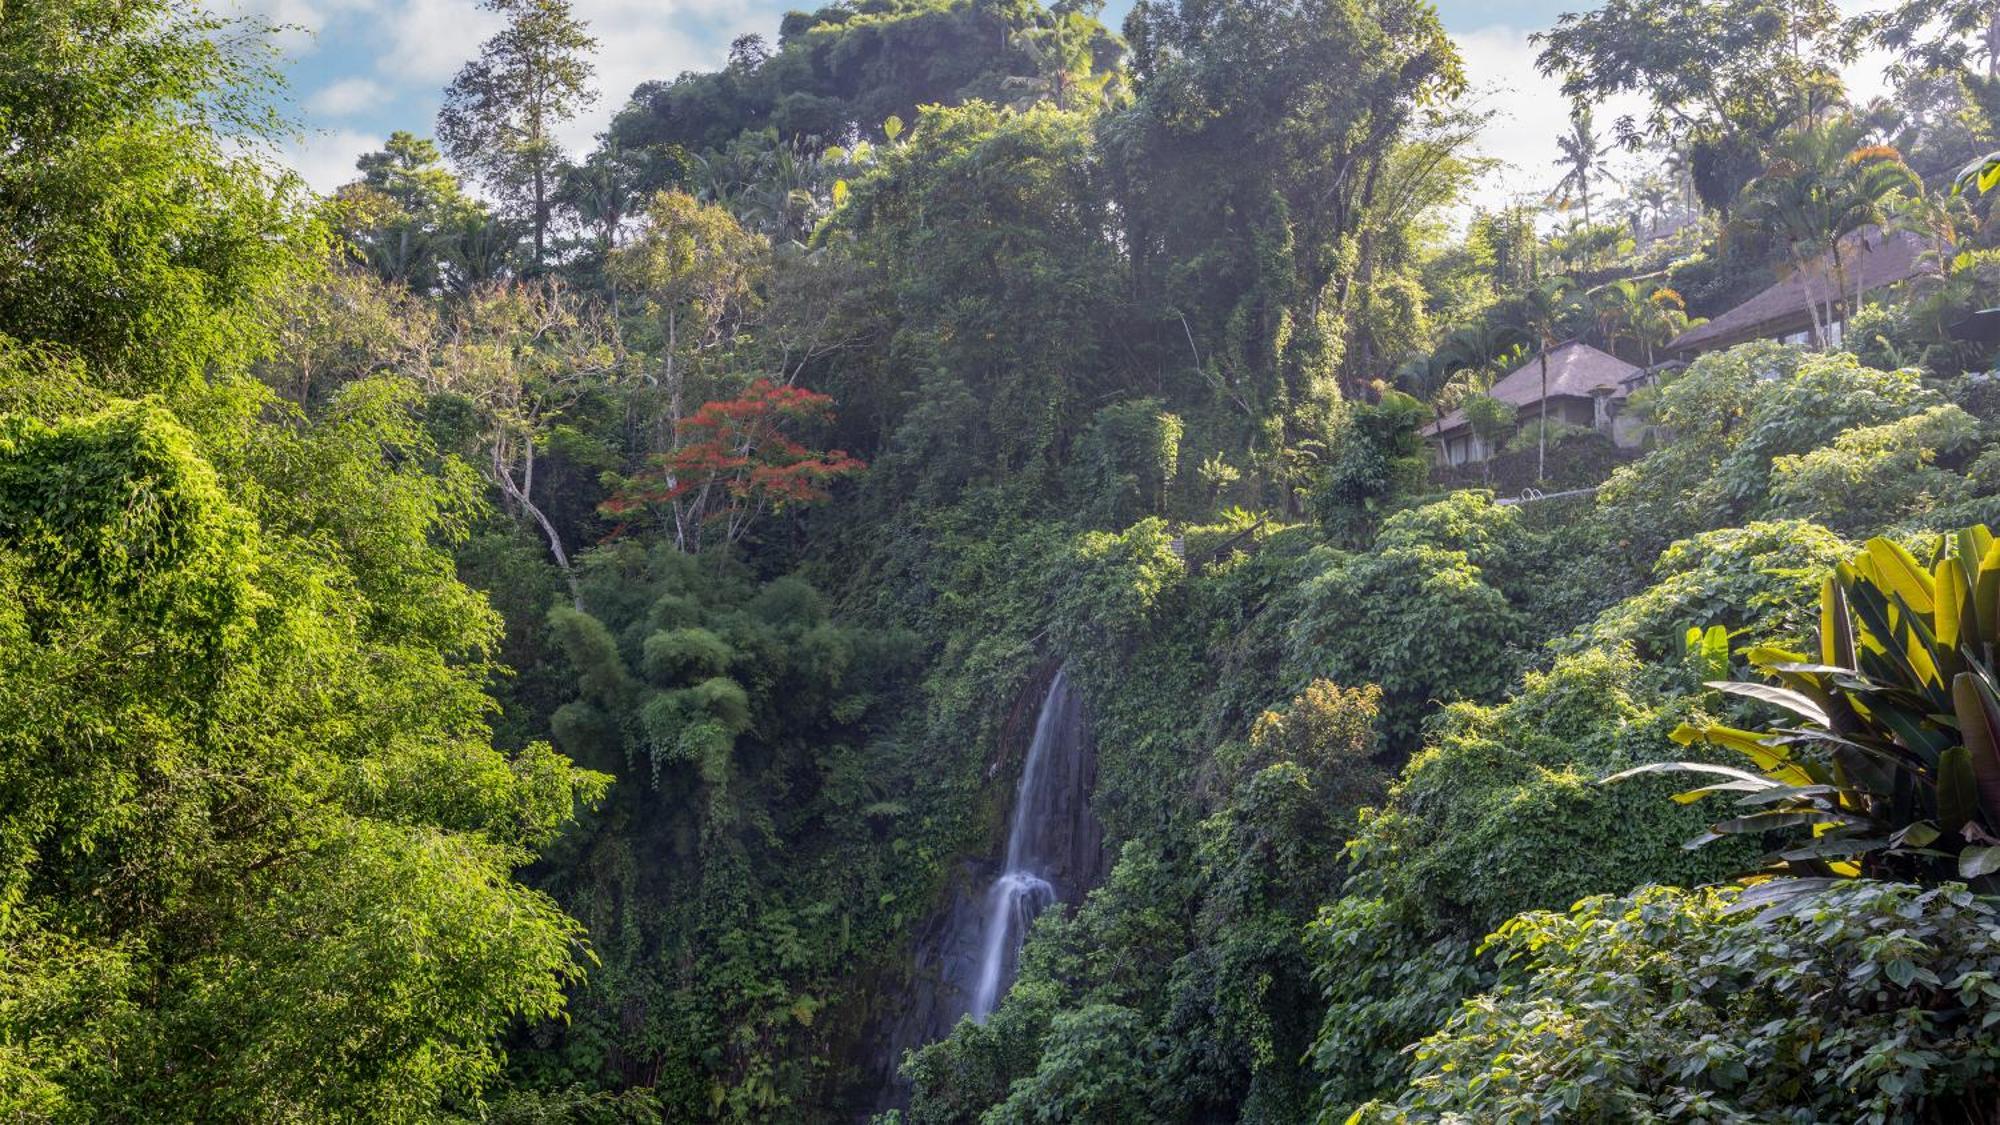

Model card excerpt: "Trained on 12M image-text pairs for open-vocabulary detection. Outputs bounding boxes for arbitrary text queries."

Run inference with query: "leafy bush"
[1067,398,1185,527]
[1498,416,1591,455]
[1338,647,1753,940]
[1594,343,1937,562]
[1311,391,1432,547]
[1369,491,1528,590]
[1355,882,2000,1124]
[1769,405,1980,534]
[1572,520,1851,661]
[1284,503,1527,750]
[1306,648,1757,1116]
[1305,897,1480,1120]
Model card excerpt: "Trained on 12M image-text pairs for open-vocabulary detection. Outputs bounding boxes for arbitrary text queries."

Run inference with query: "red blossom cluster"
[601,379,864,542]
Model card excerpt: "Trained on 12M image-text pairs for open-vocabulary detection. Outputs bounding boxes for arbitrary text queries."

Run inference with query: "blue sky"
[246,0,1884,210]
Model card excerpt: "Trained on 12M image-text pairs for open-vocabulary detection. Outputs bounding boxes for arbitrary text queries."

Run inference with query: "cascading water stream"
[860,664,1103,1109]
[967,666,1093,1022]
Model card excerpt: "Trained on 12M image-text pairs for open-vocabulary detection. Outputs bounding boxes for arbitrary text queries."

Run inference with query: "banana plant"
[1956,152,2000,199]
[1611,525,2000,889]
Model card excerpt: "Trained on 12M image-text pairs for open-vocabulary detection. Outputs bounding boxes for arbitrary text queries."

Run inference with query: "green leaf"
[1603,761,1775,788]
[1952,673,2000,827]
[1704,681,1831,728]
[1938,747,1977,834]
[1712,810,1837,834]
[1961,845,2000,878]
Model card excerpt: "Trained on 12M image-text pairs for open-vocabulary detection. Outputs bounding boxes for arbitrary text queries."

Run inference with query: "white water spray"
[968,666,1092,1022]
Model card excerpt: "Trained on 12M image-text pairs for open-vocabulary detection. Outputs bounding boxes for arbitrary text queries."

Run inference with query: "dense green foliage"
[1358,882,2000,1123]
[15,0,2000,1118]
[508,553,923,1115]
[0,3,607,1118]
[606,0,1119,158]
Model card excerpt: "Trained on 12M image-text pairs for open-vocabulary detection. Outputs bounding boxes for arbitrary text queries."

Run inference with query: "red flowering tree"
[601,378,864,550]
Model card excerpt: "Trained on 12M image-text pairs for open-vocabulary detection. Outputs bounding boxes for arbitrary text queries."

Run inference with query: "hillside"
[6,0,2000,1121]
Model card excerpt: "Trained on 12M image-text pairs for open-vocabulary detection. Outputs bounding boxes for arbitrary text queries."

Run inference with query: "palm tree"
[1004,2,1114,111]
[1740,120,1919,345]
[1630,173,1677,239]
[1593,278,1648,361]
[1514,275,1582,482]
[1636,288,1691,366]
[1550,104,1618,266]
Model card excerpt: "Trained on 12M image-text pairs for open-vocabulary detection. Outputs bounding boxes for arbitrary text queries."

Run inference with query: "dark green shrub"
[1356,882,2000,1124]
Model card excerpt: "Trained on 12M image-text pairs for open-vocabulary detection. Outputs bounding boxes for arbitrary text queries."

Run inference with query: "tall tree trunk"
[533,161,547,269]
[496,438,581,607]
[1538,349,1550,482]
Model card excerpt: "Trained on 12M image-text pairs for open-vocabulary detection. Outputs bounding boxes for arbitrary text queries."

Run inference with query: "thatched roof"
[1667,227,1928,355]
[1426,341,1642,437]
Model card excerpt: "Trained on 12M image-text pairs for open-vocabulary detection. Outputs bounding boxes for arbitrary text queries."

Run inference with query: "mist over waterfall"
[969,666,1097,1020]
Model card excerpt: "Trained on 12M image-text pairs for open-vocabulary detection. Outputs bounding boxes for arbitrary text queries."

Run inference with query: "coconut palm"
[1550,104,1619,266]
[1740,120,1920,345]
[1514,275,1583,481]
[1004,2,1116,111]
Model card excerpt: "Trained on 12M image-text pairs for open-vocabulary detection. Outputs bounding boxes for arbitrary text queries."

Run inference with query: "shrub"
[1306,897,1480,1120]
[1339,647,1755,940]
[1370,491,1528,592]
[1594,343,1936,561]
[1572,520,1851,661]
[1312,391,1432,547]
[1284,541,1523,751]
[1768,405,1980,534]
[1067,398,1185,528]
[1355,882,2000,1124]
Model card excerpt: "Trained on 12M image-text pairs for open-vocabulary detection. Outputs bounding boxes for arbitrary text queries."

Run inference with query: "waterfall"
[859,664,1104,1109]
[967,666,1097,1022]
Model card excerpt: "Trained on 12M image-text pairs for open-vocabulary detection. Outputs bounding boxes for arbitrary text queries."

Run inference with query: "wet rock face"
[857,665,1106,1113]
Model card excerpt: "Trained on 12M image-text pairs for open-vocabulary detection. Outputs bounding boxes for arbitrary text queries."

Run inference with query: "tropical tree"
[1005,0,1119,111]
[599,378,864,550]
[1112,0,1463,435]
[555,140,647,255]
[1462,393,1516,478]
[1514,275,1582,481]
[1535,0,1849,213]
[1628,172,1679,238]
[1865,0,2000,83]
[1549,103,1617,262]
[425,279,621,598]
[333,132,488,292]
[438,0,598,269]
[1740,122,1920,345]
[0,0,306,394]
[1594,278,1690,365]
[0,2,608,1115]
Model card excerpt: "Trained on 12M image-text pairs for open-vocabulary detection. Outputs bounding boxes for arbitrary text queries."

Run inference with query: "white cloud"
[280,127,378,193]
[552,0,757,150]
[1450,24,1649,216]
[212,0,329,50]
[377,0,507,84]
[307,76,391,116]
